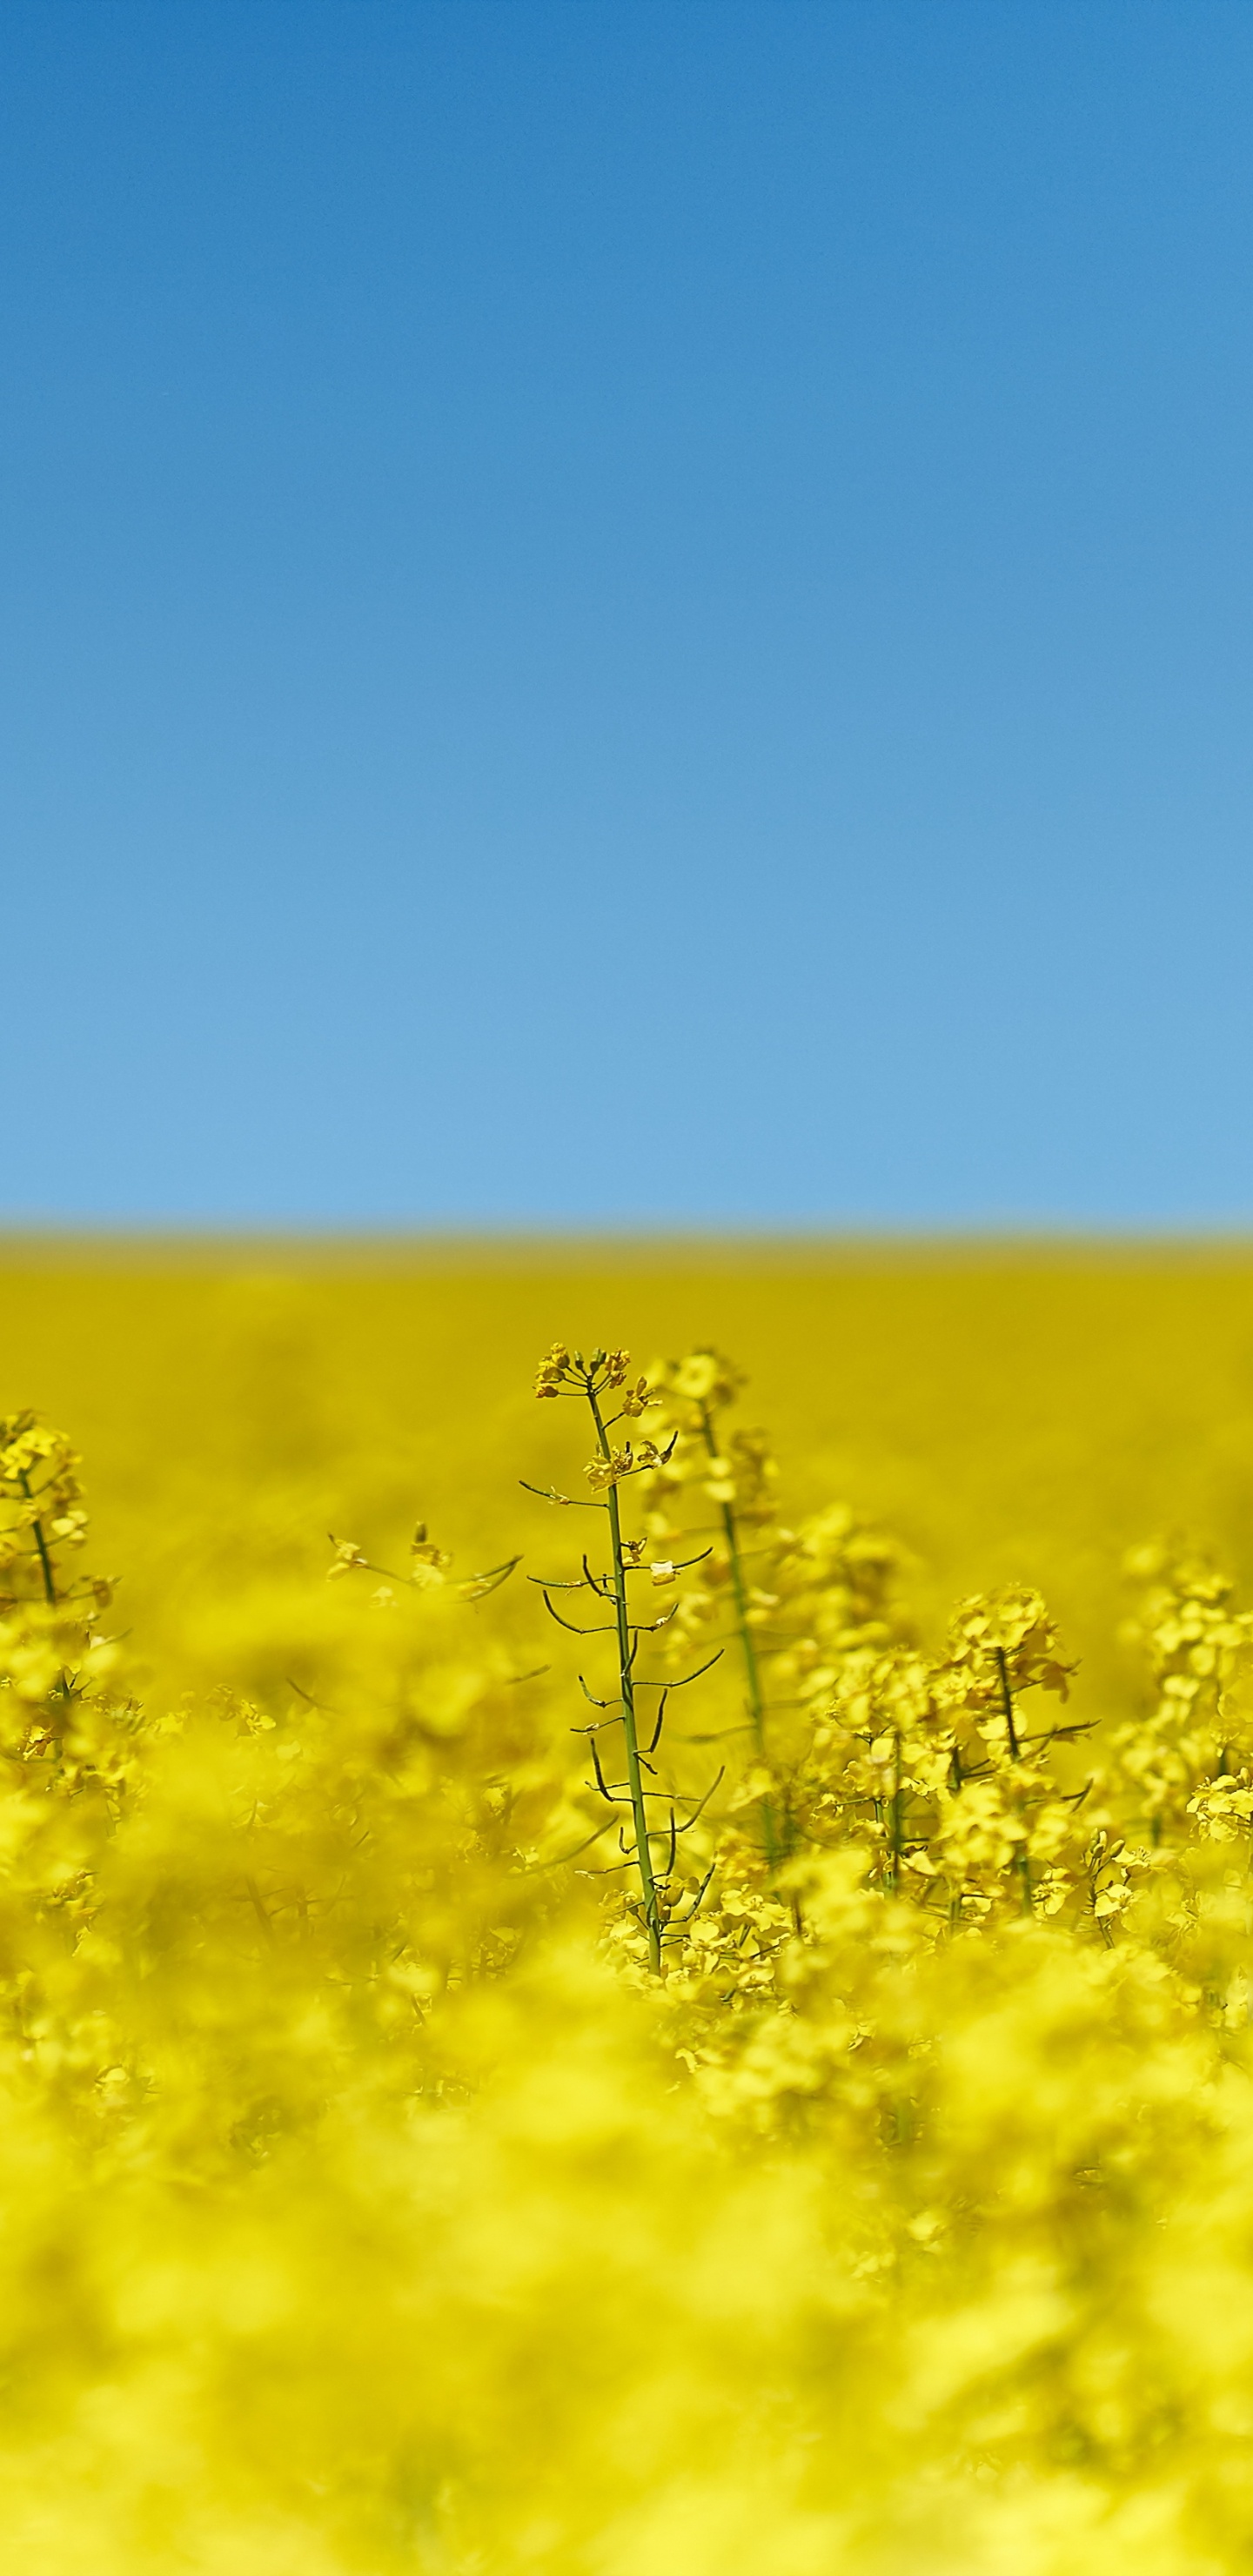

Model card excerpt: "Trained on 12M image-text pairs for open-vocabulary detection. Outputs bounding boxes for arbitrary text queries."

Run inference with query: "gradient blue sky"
[4,0,1253,1226]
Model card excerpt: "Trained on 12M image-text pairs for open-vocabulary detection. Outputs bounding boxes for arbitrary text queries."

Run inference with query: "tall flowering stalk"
[690,1384,780,1867]
[0,1412,122,1771]
[636,1352,787,1868]
[530,1345,721,1971]
[0,1412,91,1613]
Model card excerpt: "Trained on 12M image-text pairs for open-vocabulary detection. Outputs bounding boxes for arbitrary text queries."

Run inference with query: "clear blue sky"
[4,0,1253,1227]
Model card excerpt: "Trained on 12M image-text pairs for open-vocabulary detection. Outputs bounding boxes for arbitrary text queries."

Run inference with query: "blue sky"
[4,0,1253,1227]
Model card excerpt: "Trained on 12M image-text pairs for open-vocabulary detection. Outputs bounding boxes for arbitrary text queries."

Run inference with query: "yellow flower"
[326,1538,370,1578]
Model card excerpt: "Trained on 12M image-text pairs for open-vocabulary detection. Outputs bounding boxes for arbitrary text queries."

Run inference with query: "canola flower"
[6,1289,1253,2572]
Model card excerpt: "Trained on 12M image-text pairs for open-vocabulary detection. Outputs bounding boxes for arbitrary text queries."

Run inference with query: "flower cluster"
[2,1317,1253,2576]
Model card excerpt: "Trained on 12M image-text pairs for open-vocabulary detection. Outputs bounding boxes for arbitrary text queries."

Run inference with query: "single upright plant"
[530,1345,722,1971]
[0,1413,137,1856]
[0,1412,93,1613]
[0,1412,118,1757]
[641,1352,901,1883]
[660,1352,781,1864]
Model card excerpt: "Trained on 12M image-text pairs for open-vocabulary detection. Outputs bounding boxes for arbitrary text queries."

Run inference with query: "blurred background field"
[7,1238,1253,1721]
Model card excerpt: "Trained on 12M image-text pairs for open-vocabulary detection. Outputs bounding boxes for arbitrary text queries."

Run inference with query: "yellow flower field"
[4,1239,1253,2573]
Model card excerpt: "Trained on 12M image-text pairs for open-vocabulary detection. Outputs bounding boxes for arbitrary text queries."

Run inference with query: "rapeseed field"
[5,1239,1253,2573]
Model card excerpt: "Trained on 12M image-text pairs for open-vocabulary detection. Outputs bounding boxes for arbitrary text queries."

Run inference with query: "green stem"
[888,1728,903,1894]
[587,1384,663,1974]
[994,1647,1020,1761]
[19,1475,57,1607]
[994,1647,1033,1913]
[698,1404,780,1868]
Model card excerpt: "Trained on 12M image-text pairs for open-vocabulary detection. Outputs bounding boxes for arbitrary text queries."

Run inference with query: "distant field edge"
[1,1228,1253,1272]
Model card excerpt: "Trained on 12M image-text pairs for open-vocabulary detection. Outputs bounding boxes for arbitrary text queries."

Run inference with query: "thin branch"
[529,1821,616,1868]
[670,1766,726,1832]
[640,1647,725,1693]
[460,1554,523,1599]
[674,1860,717,1923]
[540,1592,615,1636]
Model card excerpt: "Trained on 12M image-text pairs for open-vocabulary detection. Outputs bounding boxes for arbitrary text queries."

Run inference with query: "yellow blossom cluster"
[4,1252,1253,2571]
